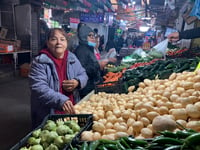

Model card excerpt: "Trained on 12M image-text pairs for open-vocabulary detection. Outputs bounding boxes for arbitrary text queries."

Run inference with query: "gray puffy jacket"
[29,51,88,129]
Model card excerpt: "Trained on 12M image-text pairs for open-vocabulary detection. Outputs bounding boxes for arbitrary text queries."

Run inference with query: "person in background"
[29,28,88,129]
[95,36,117,64]
[116,32,127,53]
[93,28,98,37]
[94,35,101,60]
[135,35,144,48]
[167,27,200,42]
[99,35,104,53]
[74,25,110,98]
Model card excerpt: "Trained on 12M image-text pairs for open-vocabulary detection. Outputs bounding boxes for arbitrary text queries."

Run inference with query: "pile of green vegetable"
[123,57,199,90]
[20,119,81,150]
[70,129,200,150]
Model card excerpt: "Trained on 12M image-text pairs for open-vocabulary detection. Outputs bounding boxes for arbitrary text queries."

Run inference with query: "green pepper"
[152,137,183,145]
[158,130,177,138]
[182,132,200,149]
[116,141,126,150]
[122,136,148,147]
[97,145,109,150]
[133,146,147,150]
[164,145,181,150]
[146,143,163,150]
[175,130,194,139]
[98,139,119,145]
[89,140,100,150]
[119,137,131,148]
[80,141,89,150]
[103,143,118,149]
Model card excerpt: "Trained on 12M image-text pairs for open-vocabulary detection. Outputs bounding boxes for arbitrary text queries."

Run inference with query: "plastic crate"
[95,80,126,94]
[10,114,93,150]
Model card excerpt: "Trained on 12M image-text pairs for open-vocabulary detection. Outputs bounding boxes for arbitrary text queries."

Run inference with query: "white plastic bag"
[152,39,168,59]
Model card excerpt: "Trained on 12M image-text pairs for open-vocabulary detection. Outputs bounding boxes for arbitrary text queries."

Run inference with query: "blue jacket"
[29,51,88,128]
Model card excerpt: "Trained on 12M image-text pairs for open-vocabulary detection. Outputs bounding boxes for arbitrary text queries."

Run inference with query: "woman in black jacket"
[168,27,200,42]
[74,25,107,98]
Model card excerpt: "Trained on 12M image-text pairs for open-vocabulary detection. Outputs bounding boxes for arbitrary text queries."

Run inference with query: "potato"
[81,131,94,141]
[92,122,105,133]
[152,116,177,132]
[93,132,101,140]
[101,134,115,140]
[146,111,160,121]
[186,104,200,119]
[141,128,153,138]
[115,132,129,139]
[186,121,200,132]
[171,108,188,120]
[176,120,187,129]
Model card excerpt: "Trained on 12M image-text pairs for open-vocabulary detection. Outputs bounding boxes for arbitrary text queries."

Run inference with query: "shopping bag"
[152,39,169,59]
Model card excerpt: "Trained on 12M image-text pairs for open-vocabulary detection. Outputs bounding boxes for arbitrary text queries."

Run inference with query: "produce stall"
[11,46,200,150]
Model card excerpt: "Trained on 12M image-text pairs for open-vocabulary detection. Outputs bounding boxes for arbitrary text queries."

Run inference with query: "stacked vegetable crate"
[10,114,93,150]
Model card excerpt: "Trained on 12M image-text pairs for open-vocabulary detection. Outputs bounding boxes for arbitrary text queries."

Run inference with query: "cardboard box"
[0,43,14,53]
[0,39,21,51]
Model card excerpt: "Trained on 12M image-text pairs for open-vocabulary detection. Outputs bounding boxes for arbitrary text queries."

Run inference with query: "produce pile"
[70,130,200,150]
[19,119,81,150]
[166,47,200,58]
[123,58,198,89]
[75,71,200,142]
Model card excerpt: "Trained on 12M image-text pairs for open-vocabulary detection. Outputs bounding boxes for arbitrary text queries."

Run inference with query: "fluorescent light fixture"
[139,26,150,32]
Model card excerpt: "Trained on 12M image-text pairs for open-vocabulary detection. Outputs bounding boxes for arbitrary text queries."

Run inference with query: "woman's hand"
[62,79,79,92]
[62,100,75,114]
[99,59,109,70]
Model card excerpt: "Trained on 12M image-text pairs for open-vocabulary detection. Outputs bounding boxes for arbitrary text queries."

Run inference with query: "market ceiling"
[38,0,187,27]
[40,0,165,19]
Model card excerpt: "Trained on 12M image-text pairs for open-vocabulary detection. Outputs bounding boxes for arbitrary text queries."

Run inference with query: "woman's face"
[47,30,67,58]
[87,32,95,43]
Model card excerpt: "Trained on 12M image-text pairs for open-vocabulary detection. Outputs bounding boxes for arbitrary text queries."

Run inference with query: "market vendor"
[29,28,88,129]
[167,27,200,42]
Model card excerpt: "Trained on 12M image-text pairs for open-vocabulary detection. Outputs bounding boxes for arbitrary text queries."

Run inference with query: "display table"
[0,50,32,75]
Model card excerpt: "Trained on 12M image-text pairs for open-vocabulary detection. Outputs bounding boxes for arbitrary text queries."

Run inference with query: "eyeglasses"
[88,34,95,38]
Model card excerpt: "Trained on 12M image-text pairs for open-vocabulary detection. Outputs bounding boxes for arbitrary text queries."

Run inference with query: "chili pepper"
[116,141,126,150]
[122,136,148,147]
[164,145,181,150]
[182,132,200,149]
[152,137,183,145]
[158,130,177,138]
[119,137,131,148]
[97,145,109,150]
[80,141,89,150]
[175,130,194,139]
[98,139,119,145]
[103,143,118,150]
[89,140,100,150]
[133,146,147,150]
[146,143,163,150]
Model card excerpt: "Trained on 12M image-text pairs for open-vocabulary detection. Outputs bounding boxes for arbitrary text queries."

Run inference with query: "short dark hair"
[94,28,98,34]
[42,28,67,49]
[47,28,67,40]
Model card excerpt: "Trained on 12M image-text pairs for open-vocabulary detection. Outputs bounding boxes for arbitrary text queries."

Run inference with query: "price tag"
[195,62,200,72]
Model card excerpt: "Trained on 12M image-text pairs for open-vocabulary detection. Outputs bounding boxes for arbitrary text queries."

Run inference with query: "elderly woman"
[29,28,88,129]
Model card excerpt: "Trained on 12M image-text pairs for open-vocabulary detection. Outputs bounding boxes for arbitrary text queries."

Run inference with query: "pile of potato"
[74,71,200,141]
